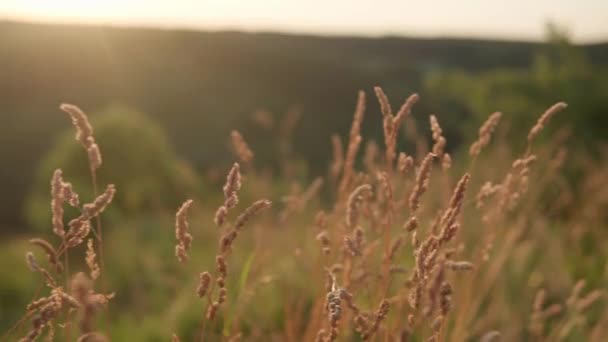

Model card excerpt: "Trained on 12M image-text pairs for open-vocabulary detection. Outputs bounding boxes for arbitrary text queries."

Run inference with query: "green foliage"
[1,22,607,229]
[0,239,40,331]
[25,106,201,232]
[424,29,608,153]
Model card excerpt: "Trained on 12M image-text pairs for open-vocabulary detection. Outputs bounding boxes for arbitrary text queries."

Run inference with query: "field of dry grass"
[3,86,607,342]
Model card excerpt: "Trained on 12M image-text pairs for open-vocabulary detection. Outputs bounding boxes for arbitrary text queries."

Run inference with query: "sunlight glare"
[6,0,141,21]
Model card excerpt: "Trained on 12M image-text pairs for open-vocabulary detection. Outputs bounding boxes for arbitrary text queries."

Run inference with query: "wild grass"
[3,86,607,341]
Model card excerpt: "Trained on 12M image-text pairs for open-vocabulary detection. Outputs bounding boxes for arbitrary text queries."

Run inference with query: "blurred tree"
[1,21,607,231]
[25,106,201,232]
[423,24,608,153]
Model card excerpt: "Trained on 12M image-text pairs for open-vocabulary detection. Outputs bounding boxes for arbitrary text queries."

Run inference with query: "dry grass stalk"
[338,91,366,197]
[330,134,344,183]
[376,171,394,225]
[86,140,102,171]
[76,332,109,342]
[496,173,514,214]
[476,182,502,209]
[45,323,55,342]
[392,94,419,143]
[175,199,194,263]
[280,177,323,222]
[196,172,272,334]
[567,280,587,308]
[374,86,392,119]
[530,288,562,337]
[575,290,603,312]
[388,236,403,261]
[416,236,440,280]
[408,153,435,212]
[425,261,446,317]
[216,255,227,280]
[441,153,452,171]
[395,95,418,133]
[406,174,469,326]
[315,213,332,254]
[65,219,92,248]
[344,234,362,257]
[408,241,433,309]
[85,239,100,280]
[316,231,331,256]
[214,206,228,230]
[223,163,242,200]
[25,252,57,288]
[215,163,242,226]
[438,173,470,243]
[231,130,254,164]
[314,329,326,342]
[320,275,368,342]
[20,288,64,342]
[71,272,95,333]
[325,289,343,341]
[446,173,470,213]
[479,331,501,342]
[346,184,373,229]
[60,104,102,170]
[62,184,79,207]
[50,170,66,238]
[50,169,80,238]
[197,272,212,298]
[66,184,115,229]
[27,297,51,313]
[512,154,537,169]
[206,288,227,320]
[219,230,238,254]
[374,87,419,169]
[316,211,327,230]
[59,104,93,148]
[445,260,474,271]
[429,115,446,158]
[361,299,389,340]
[363,141,379,173]
[397,152,414,175]
[404,216,418,232]
[70,272,113,336]
[527,102,568,144]
[438,282,453,316]
[29,238,62,274]
[411,231,420,249]
[278,107,302,146]
[404,115,428,159]
[376,171,393,203]
[566,280,604,313]
[252,109,274,129]
[79,185,115,228]
[469,112,502,157]
[234,199,272,231]
[56,104,113,337]
[508,154,537,199]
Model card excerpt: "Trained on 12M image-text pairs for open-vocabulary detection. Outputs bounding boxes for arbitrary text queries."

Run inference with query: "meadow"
[1,22,608,342]
[2,83,607,341]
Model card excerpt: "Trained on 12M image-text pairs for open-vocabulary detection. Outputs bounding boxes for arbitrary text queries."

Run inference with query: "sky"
[1,0,607,42]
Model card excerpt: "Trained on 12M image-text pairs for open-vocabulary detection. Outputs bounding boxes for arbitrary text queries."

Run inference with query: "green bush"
[25,105,201,232]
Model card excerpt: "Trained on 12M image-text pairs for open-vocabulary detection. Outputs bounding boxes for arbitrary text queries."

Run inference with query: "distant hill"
[0,20,607,230]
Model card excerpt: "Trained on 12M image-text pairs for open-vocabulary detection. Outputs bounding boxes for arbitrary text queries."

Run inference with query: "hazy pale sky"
[1,0,607,42]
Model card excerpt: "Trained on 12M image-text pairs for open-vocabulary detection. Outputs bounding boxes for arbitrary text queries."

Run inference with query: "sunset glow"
[1,0,607,42]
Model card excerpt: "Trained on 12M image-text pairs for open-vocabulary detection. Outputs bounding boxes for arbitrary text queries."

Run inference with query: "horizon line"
[2,17,608,45]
